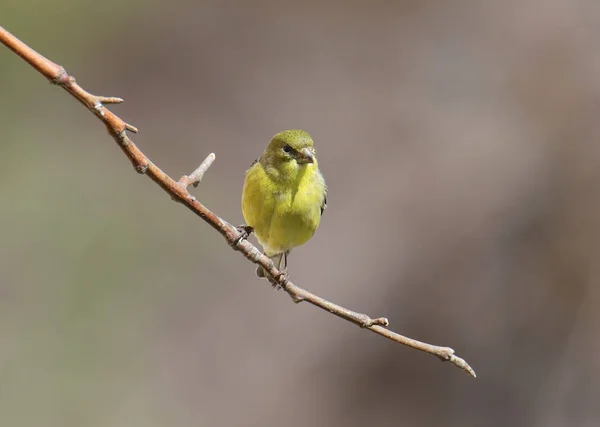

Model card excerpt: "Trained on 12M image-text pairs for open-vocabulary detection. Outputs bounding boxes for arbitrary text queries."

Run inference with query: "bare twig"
[0,25,476,378]
[179,153,216,188]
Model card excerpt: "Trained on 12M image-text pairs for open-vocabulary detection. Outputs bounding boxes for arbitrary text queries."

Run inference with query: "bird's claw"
[233,225,253,248]
[272,270,289,290]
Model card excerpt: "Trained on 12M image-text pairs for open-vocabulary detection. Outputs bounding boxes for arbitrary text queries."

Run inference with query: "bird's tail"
[256,253,284,278]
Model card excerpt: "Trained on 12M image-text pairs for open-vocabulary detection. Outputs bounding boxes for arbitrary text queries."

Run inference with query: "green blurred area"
[1,3,222,426]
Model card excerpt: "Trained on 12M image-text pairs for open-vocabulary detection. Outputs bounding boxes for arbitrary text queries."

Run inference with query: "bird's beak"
[296,147,315,164]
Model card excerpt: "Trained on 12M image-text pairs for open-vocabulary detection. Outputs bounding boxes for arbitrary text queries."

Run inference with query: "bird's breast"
[242,163,325,255]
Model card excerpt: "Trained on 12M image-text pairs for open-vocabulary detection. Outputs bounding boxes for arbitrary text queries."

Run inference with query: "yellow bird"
[241,129,327,278]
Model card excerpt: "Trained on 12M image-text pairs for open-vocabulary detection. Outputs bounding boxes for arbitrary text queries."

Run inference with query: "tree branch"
[0,25,476,378]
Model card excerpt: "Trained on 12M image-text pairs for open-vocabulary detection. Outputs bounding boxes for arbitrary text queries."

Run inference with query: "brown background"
[1,1,599,426]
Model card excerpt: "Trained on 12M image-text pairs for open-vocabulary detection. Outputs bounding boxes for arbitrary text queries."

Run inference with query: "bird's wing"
[320,192,327,216]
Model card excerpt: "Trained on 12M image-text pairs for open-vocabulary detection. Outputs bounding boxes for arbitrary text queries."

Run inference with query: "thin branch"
[179,153,216,188]
[0,25,476,378]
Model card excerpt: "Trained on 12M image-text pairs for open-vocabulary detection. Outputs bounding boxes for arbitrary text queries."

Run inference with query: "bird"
[241,129,327,278]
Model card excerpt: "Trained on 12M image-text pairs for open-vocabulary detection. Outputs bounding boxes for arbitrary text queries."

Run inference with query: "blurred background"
[1,1,599,426]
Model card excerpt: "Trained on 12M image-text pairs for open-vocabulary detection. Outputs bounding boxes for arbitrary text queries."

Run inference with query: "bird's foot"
[232,225,253,248]
[256,266,288,285]
[272,270,290,290]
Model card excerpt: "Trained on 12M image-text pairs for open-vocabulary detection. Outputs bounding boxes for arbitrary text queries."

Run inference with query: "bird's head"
[261,129,318,180]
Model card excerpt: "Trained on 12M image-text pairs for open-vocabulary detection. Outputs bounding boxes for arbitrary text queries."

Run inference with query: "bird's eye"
[282,144,292,154]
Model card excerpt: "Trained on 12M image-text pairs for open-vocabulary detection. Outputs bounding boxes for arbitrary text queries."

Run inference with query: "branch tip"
[179,153,216,188]
[449,354,477,378]
[357,316,388,328]
[96,96,124,104]
[373,317,389,327]
[124,123,139,133]
[191,153,216,186]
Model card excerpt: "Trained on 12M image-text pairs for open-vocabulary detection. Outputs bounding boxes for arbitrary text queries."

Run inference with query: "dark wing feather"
[320,192,327,216]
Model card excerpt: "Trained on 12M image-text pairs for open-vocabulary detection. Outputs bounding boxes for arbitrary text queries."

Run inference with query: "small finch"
[241,130,327,278]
